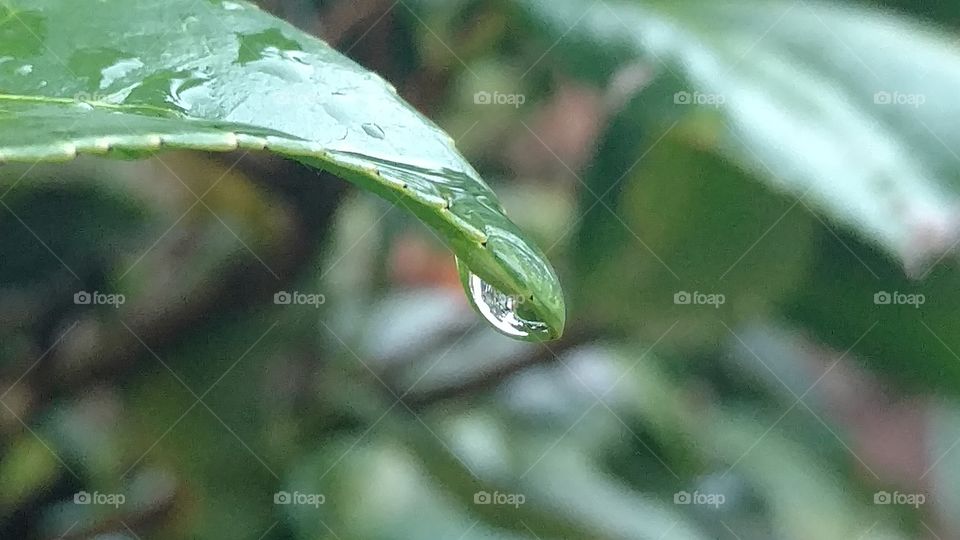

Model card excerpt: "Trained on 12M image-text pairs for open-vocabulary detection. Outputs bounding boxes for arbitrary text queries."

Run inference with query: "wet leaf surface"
[0,0,565,340]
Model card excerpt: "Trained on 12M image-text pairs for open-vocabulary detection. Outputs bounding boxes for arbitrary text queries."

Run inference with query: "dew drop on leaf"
[362,122,385,139]
[459,258,550,339]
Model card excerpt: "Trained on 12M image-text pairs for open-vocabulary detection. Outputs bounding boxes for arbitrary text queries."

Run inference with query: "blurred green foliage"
[4,0,960,539]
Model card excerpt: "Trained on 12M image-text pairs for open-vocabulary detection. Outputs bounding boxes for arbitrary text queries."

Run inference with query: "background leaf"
[521,0,960,272]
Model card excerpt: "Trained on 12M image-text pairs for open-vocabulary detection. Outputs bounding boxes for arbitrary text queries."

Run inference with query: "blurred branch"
[402,326,595,410]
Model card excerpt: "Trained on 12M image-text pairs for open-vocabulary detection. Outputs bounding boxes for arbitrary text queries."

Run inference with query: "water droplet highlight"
[362,123,385,139]
[461,264,549,339]
[100,57,144,90]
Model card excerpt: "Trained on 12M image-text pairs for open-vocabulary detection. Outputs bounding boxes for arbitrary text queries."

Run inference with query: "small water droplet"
[281,50,310,65]
[362,123,385,139]
[460,261,548,339]
[76,102,94,112]
[181,15,199,32]
[100,57,144,90]
[222,1,243,10]
[254,57,307,82]
[167,74,214,113]
[15,64,32,76]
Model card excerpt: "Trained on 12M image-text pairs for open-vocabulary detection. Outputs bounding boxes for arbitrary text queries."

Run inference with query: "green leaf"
[519,0,960,273]
[573,121,815,347]
[0,0,564,340]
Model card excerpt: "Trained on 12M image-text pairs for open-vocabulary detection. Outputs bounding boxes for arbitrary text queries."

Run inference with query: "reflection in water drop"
[15,64,32,76]
[362,122,385,139]
[463,266,548,339]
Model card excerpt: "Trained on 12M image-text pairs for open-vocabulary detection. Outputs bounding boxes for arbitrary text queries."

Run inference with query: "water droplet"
[460,261,548,339]
[236,28,302,65]
[362,123,385,139]
[281,50,310,65]
[181,15,199,32]
[322,100,350,123]
[167,75,214,112]
[222,1,243,10]
[100,57,144,90]
[15,64,32,76]
[253,57,308,82]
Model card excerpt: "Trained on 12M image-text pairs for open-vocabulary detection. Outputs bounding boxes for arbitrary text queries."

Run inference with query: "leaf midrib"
[0,93,175,116]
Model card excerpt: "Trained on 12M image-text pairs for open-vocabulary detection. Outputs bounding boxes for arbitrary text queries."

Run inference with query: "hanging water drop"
[459,261,550,340]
